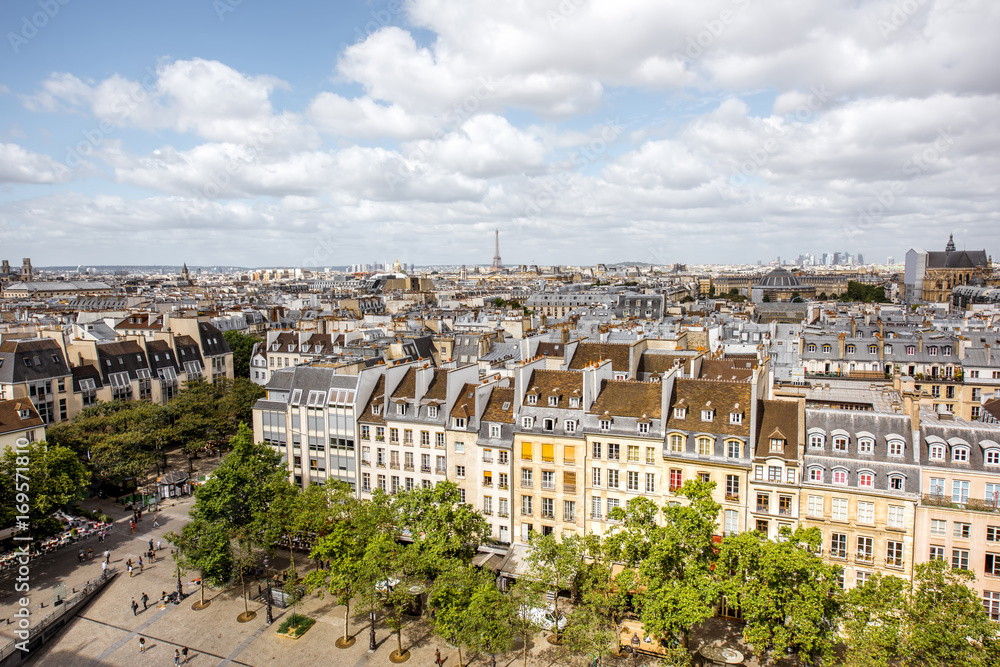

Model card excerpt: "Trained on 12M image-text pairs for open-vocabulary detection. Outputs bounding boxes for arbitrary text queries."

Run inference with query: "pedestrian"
[149,539,154,552]
[130,521,135,534]
[128,564,133,578]
[131,598,138,616]
[175,648,181,666]
[153,515,160,528]
[78,549,84,562]
[88,547,93,560]
[181,646,189,663]
[101,561,107,575]
[157,540,162,551]
[141,592,149,610]
[139,637,145,653]
[105,550,110,564]
[435,648,443,667]
[127,557,132,569]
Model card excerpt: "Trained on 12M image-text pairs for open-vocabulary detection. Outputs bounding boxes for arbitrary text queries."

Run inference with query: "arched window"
[953,447,970,463]
[858,438,875,454]
[832,469,848,485]
[809,433,825,449]
[697,437,713,457]
[929,444,945,460]
[858,471,875,487]
[669,433,684,453]
[869,344,878,354]
[833,436,849,452]
[887,439,904,456]
[808,467,823,482]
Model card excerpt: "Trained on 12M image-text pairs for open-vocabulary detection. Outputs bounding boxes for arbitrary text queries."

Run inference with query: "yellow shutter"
[521,442,533,460]
[542,443,554,462]
[564,471,576,486]
[564,445,576,463]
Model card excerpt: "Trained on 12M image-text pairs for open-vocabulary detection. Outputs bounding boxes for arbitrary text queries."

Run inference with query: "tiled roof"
[637,352,692,376]
[699,359,753,381]
[359,375,386,424]
[0,398,43,435]
[482,387,515,423]
[755,399,800,460]
[523,369,583,408]
[390,368,417,401]
[567,343,630,372]
[451,383,478,420]
[536,342,567,358]
[589,380,662,419]
[665,379,752,436]
[985,398,1000,421]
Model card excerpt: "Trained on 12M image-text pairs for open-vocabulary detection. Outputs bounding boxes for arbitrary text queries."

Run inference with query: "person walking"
[181,646,189,663]
[157,540,162,551]
[138,555,144,573]
[130,521,135,534]
[435,648,443,666]
[138,637,145,653]
[104,550,110,564]
[153,515,160,528]
[131,598,138,616]
[141,592,149,610]
[175,648,181,666]
[101,561,107,576]
[87,547,93,560]
[149,539,154,552]
[128,563,133,578]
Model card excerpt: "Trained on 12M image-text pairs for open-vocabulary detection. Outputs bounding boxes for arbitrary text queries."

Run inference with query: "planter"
[276,613,315,639]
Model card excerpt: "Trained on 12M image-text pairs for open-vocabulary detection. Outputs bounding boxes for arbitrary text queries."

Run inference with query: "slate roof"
[664,379,752,437]
[536,342,567,358]
[589,380,662,419]
[924,249,989,269]
[0,338,72,385]
[0,398,43,436]
[95,341,149,382]
[451,382,478,420]
[985,398,1000,422]
[359,375,386,424]
[567,342,630,372]
[146,340,179,373]
[423,370,448,403]
[637,352,693,376]
[755,399,800,461]
[71,364,104,391]
[198,322,231,357]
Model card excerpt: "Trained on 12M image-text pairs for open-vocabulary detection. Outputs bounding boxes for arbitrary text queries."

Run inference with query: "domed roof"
[756,268,802,288]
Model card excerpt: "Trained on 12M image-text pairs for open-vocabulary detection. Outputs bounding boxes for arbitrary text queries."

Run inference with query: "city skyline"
[1,0,998,266]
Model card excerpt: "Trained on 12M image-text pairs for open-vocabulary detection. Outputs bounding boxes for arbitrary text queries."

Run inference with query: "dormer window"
[822,344,831,353]
[600,419,611,431]
[846,344,856,354]
[701,410,714,422]
[564,420,576,433]
[396,404,406,416]
[428,406,438,419]
[953,447,969,463]
[769,438,784,453]
[489,424,501,438]
[906,346,915,355]
[929,444,945,460]
[522,416,533,429]
[809,433,824,449]
[638,422,650,434]
[527,394,537,405]
[858,438,874,454]
[372,404,381,416]
[929,346,938,356]
[674,407,686,419]
[833,436,848,452]
[548,396,559,407]
[869,345,878,354]
[729,412,742,425]
[454,417,466,429]
[18,409,30,420]
[568,397,580,408]
[543,418,554,431]
[807,344,817,352]
[943,346,953,356]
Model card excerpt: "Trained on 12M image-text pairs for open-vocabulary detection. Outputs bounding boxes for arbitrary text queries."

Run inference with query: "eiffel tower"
[491,229,503,270]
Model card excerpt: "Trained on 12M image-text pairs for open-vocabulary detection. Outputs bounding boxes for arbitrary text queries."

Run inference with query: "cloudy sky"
[1,0,998,268]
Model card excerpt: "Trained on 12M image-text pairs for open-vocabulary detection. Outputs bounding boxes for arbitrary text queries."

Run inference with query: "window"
[952,549,970,570]
[428,406,438,418]
[822,344,831,353]
[858,438,874,454]
[420,431,430,447]
[646,447,656,464]
[808,467,823,482]
[857,536,873,563]
[886,540,903,568]
[930,519,947,536]
[725,475,740,501]
[607,443,620,460]
[455,465,465,479]
[886,475,903,491]
[906,346,915,355]
[987,451,1000,466]
[542,443,554,462]
[563,500,575,522]
[888,505,905,529]
[888,440,903,456]
[832,498,848,521]
[869,344,878,354]
[785,468,796,484]
[807,495,823,518]
[701,409,714,422]
[548,396,558,407]
[599,419,611,431]
[541,498,554,519]
[830,533,847,559]
[952,480,970,504]
[985,554,1000,577]
[756,519,769,534]
[627,471,640,491]
[627,445,639,462]
[724,510,739,537]
[669,469,682,492]
[953,447,969,463]
[564,420,576,433]
[769,438,784,453]
[985,592,1000,621]
[807,343,817,353]
[730,412,742,425]
[591,496,603,520]
[592,468,601,487]
[526,394,537,405]
[726,440,741,459]
[521,468,533,487]
[832,469,847,485]
[541,470,555,490]
[454,418,466,429]
[930,545,945,561]
[404,430,414,445]
[697,437,713,456]
[985,483,1000,506]
[608,470,619,489]
[808,433,824,449]
[858,472,874,488]
[929,477,945,496]
[520,416,533,432]
[833,436,848,452]
[669,434,684,452]
[929,444,945,460]
[846,344,856,354]
[645,473,655,493]
[988,526,1000,543]
[673,407,686,419]
[954,522,972,539]
[521,496,533,516]
[858,501,874,525]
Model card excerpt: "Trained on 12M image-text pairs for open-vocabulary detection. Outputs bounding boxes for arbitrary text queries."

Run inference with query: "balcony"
[922,494,1000,514]
[856,552,874,564]
[376,462,386,469]
[361,460,371,467]
[421,465,431,473]
[390,463,400,470]
[521,481,533,489]
[403,464,414,472]
[541,482,555,491]
[483,509,493,516]
[830,550,847,560]
[435,469,446,476]
[756,504,770,513]
[375,436,385,442]
[435,442,446,449]
[725,493,740,502]
[541,512,555,519]
[779,507,793,516]
[482,457,493,464]
[419,442,430,449]
[498,483,509,490]
[498,511,509,518]
[483,480,493,488]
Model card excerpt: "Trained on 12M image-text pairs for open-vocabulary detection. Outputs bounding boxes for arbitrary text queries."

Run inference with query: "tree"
[167,518,233,609]
[680,295,695,303]
[524,531,587,640]
[605,481,721,649]
[220,378,265,429]
[819,291,828,300]
[306,483,392,647]
[842,573,908,667]
[392,480,489,579]
[718,526,841,665]
[0,442,90,538]
[903,559,1000,666]
[430,562,480,667]
[507,581,545,667]
[568,534,636,665]
[465,574,516,666]
[223,330,262,379]
[762,294,772,302]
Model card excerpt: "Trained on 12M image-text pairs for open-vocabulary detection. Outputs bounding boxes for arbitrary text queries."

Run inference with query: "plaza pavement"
[1,451,761,666]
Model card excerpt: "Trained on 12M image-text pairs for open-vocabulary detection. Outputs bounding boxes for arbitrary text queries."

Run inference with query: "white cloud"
[0,143,75,184]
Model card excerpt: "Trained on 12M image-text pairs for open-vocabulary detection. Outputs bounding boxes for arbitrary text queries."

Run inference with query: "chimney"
[850,319,857,338]
[561,328,569,344]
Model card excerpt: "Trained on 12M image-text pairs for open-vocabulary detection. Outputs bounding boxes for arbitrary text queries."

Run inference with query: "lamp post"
[175,566,183,602]
[368,610,377,651]
[265,580,273,624]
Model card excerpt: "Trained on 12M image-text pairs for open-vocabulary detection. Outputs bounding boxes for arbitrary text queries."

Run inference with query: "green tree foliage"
[0,442,90,537]
[223,330,262,379]
[605,481,721,649]
[524,531,587,640]
[392,480,490,579]
[842,573,908,667]
[167,518,233,606]
[222,377,265,428]
[167,379,230,462]
[718,526,841,665]
[429,562,481,666]
[568,534,636,664]
[465,574,515,663]
[843,281,888,303]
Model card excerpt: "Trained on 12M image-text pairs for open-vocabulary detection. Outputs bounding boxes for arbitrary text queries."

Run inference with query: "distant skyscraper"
[491,229,503,270]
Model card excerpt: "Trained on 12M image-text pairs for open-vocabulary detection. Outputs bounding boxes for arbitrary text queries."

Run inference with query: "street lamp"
[368,610,377,651]
[265,580,273,624]
[176,566,183,602]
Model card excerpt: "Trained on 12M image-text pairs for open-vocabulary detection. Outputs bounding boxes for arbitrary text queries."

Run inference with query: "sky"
[0,0,998,268]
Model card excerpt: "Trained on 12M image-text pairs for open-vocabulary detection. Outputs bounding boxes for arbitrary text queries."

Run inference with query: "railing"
[498,511,509,518]
[521,480,533,488]
[375,436,385,442]
[483,480,493,487]
[361,460,371,467]
[542,511,555,519]
[376,462,386,468]
[923,494,1000,513]
[756,504,769,513]
[435,469,446,475]
[830,549,847,559]
[541,482,555,491]
[403,465,414,472]
[856,552,874,564]
[482,457,493,464]
[779,507,793,516]
[421,465,431,473]
[389,463,399,470]
[483,509,493,516]
[498,483,509,490]
[725,494,740,502]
